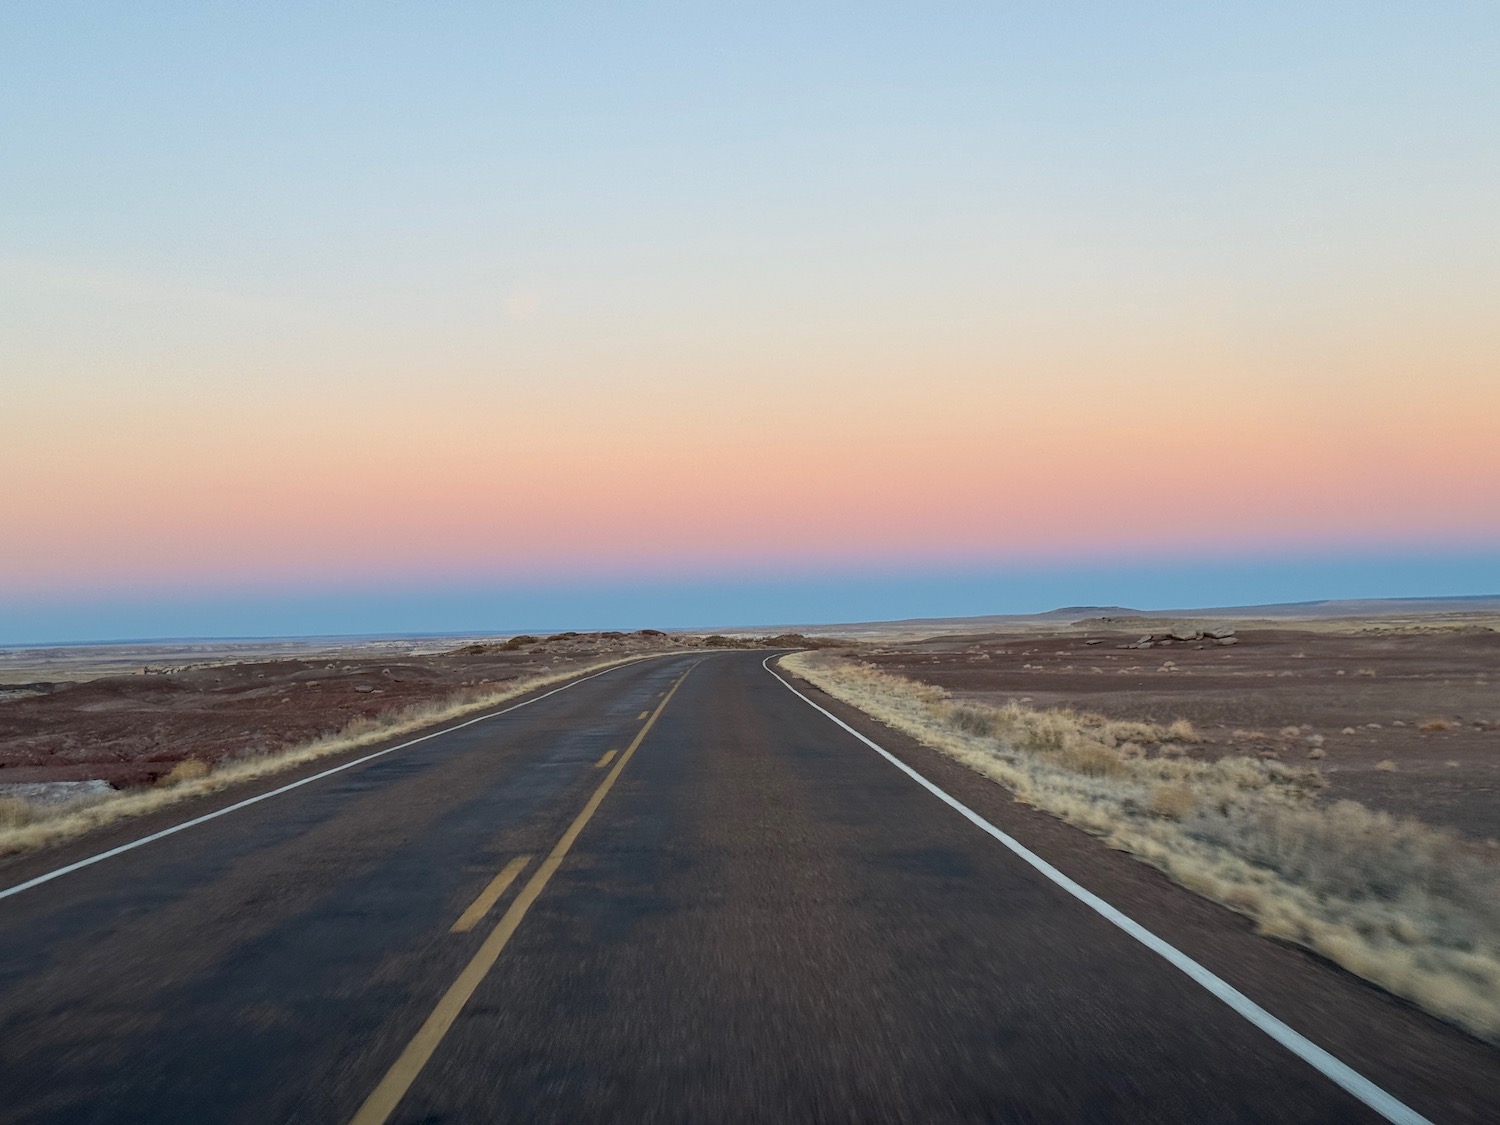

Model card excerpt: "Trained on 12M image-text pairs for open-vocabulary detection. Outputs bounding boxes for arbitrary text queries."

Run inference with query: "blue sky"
[4,3,1498,642]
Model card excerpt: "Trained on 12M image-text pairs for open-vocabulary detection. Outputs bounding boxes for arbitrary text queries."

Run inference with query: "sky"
[3,3,1498,643]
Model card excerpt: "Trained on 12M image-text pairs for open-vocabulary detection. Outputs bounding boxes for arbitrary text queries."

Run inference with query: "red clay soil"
[857,624,1500,842]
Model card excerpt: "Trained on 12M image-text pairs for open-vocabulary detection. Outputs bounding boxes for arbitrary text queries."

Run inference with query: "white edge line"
[0,657,669,902]
[762,655,1429,1125]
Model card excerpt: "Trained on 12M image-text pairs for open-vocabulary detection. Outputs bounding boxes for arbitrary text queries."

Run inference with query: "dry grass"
[1148,784,1199,820]
[161,759,210,786]
[782,651,1500,1043]
[0,798,37,830]
[0,655,652,859]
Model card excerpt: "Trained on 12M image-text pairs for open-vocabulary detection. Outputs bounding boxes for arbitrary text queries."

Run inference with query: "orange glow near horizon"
[6,6,1500,610]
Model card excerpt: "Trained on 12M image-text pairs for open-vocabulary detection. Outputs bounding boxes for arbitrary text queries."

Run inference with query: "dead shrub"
[1149,784,1198,820]
[1166,718,1200,742]
[948,704,998,738]
[1103,719,1165,746]
[1053,742,1126,778]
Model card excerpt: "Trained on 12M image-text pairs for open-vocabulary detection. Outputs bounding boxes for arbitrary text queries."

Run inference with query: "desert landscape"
[845,614,1500,842]
[3,606,1498,1117]
[8,8,1499,1119]
[3,606,1493,837]
[0,631,680,795]
[0,629,820,820]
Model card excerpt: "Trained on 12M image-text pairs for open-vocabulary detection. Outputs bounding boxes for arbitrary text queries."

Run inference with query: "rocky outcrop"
[1126,625,1238,649]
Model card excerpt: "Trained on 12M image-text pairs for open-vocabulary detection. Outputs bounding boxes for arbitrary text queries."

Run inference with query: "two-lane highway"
[0,651,1496,1122]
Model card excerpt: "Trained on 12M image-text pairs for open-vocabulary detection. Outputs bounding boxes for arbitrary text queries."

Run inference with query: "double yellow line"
[349,665,693,1125]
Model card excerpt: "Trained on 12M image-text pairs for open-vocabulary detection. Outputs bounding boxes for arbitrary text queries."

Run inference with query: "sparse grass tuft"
[781,651,1500,1043]
[0,797,37,829]
[1167,718,1200,742]
[161,759,210,786]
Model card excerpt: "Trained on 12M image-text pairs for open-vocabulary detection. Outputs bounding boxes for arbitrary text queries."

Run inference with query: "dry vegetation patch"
[782,651,1500,1043]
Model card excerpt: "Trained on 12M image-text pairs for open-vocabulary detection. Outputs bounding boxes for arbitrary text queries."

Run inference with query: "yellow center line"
[349,664,696,1125]
[594,749,616,769]
[449,856,530,934]
[636,710,649,720]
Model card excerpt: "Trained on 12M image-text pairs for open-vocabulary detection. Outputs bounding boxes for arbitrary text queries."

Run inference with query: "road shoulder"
[773,656,1500,1124]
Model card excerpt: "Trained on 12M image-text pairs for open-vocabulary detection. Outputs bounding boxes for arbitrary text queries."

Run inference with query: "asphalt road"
[1,651,1496,1123]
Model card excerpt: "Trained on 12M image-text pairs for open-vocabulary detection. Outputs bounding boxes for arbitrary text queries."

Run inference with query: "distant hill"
[1116,594,1500,621]
[777,594,1500,636]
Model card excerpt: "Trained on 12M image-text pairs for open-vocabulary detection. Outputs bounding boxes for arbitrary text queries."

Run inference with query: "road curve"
[0,650,1495,1122]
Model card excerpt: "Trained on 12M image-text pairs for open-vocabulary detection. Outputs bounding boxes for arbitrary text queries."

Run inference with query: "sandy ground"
[852,619,1500,842]
[0,632,690,790]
